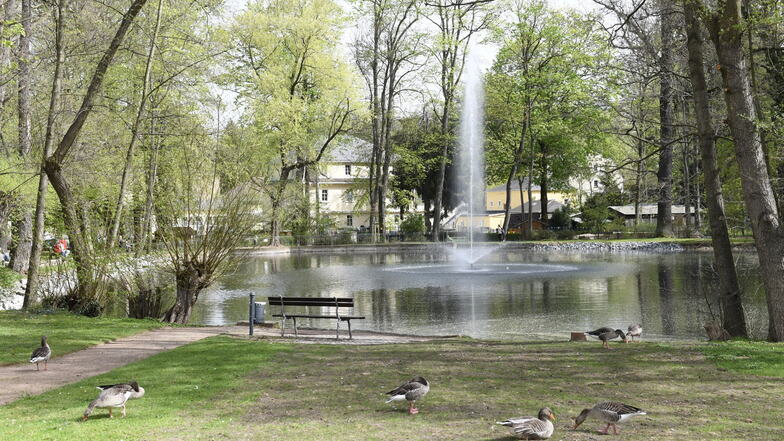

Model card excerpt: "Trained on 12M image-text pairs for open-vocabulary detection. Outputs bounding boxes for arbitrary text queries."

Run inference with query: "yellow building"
[484,179,571,211]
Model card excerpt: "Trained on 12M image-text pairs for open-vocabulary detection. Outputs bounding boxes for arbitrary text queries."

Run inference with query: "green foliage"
[0,266,22,288]
[549,205,572,230]
[485,0,619,192]
[399,214,425,235]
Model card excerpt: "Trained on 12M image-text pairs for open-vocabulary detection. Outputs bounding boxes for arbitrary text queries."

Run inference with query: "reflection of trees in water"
[657,258,676,335]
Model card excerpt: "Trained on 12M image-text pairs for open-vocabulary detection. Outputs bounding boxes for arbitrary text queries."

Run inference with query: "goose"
[627,324,643,342]
[29,336,51,371]
[497,407,556,440]
[594,329,627,349]
[585,327,613,338]
[385,376,429,414]
[572,401,646,434]
[83,381,145,420]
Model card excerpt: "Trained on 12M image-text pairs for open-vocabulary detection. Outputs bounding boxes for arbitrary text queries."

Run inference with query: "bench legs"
[293,317,298,337]
[336,319,340,340]
[347,320,352,340]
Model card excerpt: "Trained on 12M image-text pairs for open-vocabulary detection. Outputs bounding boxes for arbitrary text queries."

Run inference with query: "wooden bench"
[267,296,365,340]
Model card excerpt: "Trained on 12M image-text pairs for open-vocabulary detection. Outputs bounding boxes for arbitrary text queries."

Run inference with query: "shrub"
[400,214,425,234]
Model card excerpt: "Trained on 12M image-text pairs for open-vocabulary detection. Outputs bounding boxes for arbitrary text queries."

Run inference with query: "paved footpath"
[0,326,239,405]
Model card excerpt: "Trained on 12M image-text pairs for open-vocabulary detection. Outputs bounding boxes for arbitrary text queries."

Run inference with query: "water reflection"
[192,250,765,340]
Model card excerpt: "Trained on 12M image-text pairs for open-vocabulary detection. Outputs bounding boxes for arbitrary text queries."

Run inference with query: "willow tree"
[158,130,259,324]
[227,0,360,246]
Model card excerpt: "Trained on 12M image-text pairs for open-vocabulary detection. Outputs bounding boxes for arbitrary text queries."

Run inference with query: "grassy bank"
[1,336,782,440]
[0,311,167,365]
[703,340,784,377]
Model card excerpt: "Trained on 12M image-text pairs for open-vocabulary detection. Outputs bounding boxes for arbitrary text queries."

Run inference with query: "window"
[345,165,351,176]
[321,189,328,201]
[593,180,599,188]
[490,201,494,207]
[346,214,353,227]
[394,215,400,223]
[345,190,354,203]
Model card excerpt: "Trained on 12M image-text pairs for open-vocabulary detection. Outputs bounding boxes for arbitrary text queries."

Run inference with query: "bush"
[400,214,425,234]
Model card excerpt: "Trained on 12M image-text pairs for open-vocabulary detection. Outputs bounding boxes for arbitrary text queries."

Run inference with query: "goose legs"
[408,401,419,415]
[598,423,618,435]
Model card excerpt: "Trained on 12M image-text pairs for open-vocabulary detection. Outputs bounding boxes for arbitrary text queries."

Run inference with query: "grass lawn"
[1,336,782,441]
[703,340,784,377]
[0,311,167,365]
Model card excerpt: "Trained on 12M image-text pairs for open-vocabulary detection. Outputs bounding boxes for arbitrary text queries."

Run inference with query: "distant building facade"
[307,138,424,231]
[609,204,701,227]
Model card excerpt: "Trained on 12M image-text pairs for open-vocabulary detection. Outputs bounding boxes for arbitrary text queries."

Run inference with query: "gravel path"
[0,326,238,405]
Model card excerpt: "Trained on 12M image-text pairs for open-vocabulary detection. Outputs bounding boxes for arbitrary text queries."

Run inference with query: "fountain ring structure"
[386,263,578,276]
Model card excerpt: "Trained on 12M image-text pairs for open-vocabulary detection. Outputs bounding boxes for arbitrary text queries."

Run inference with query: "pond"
[191,249,766,340]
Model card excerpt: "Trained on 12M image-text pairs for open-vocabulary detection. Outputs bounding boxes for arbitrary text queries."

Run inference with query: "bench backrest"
[267,296,354,308]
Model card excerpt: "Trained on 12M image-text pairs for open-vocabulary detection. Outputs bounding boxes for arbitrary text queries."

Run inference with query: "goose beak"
[551,414,556,421]
[81,415,88,422]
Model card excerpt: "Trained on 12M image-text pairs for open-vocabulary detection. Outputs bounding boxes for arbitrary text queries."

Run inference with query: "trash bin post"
[249,292,255,336]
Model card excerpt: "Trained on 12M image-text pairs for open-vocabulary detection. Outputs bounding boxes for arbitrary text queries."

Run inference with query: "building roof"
[324,137,372,163]
[609,204,701,216]
[487,178,541,192]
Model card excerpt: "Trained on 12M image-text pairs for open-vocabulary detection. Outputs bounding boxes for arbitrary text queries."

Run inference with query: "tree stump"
[570,332,587,342]
[704,322,730,341]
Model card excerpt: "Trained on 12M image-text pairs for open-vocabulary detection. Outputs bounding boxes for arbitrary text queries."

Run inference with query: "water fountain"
[451,48,494,268]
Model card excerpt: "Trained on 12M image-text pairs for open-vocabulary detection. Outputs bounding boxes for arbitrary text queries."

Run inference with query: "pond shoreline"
[237,239,754,255]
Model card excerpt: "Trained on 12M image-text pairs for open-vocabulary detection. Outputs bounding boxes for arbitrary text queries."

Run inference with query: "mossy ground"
[0,335,781,441]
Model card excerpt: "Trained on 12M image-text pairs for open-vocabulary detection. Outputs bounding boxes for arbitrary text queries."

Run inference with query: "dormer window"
[345,165,351,176]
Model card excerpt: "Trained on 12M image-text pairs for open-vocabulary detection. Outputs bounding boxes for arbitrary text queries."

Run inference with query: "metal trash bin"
[253,302,266,324]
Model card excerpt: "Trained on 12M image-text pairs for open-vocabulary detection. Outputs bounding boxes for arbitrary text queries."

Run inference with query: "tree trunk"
[684,0,746,337]
[17,0,31,157]
[539,140,548,225]
[431,98,451,242]
[10,0,33,274]
[161,269,206,324]
[634,139,643,229]
[269,168,289,247]
[24,0,66,308]
[138,110,159,254]
[108,0,163,249]
[0,0,17,151]
[709,0,784,341]
[656,0,675,237]
[10,215,31,273]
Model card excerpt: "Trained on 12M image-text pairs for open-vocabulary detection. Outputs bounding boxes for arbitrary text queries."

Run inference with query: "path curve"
[0,326,238,405]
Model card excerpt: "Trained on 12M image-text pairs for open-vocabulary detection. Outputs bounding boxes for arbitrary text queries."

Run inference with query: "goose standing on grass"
[497,407,556,440]
[385,377,429,415]
[627,324,643,342]
[29,336,51,371]
[594,329,627,349]
[572,401,646,435]
[83,381,145,420]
